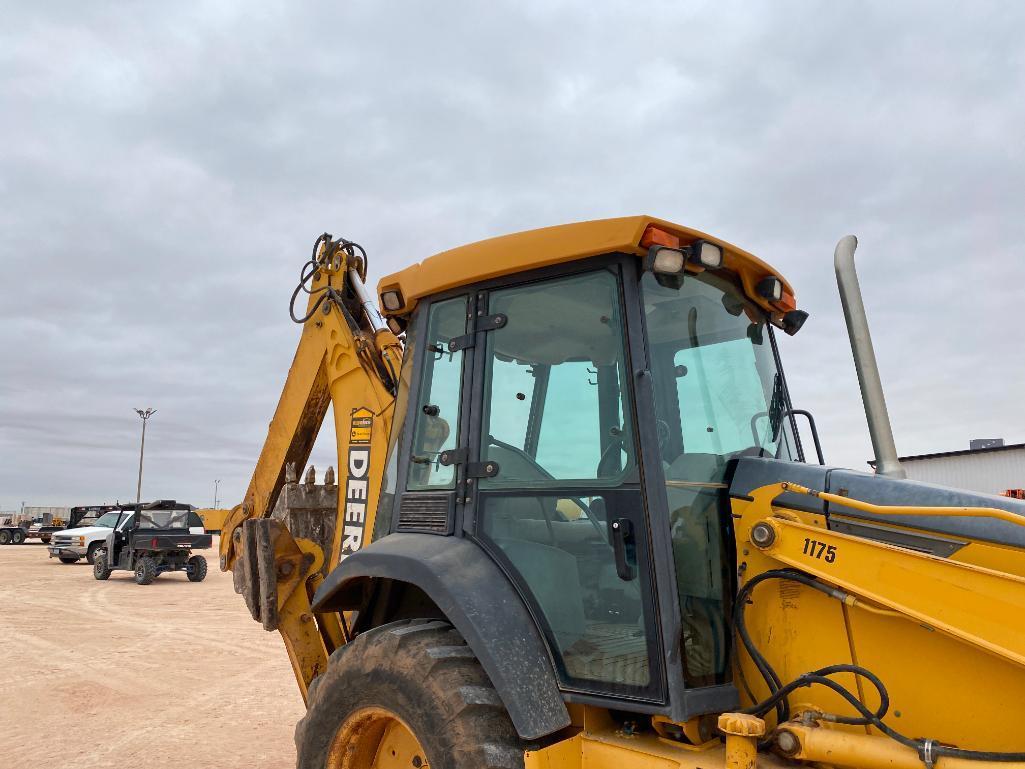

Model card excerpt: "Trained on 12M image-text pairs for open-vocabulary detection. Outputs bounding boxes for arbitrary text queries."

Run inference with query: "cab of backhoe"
[316,217,814,730]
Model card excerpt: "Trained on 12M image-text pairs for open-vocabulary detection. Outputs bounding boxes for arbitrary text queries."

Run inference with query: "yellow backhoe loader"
[220,217,1025,769]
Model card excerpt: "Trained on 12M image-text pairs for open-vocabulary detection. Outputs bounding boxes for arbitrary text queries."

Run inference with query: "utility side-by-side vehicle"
[93,501,211,585]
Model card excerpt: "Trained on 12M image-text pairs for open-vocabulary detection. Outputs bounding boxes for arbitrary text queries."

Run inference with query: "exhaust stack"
[833,236,906,479]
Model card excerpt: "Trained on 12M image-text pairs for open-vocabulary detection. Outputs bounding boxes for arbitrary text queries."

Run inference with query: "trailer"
[0,505,119,545]
[0,522,28,545]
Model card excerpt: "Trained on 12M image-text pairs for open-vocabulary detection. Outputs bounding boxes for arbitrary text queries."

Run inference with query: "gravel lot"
[0,539,304,768]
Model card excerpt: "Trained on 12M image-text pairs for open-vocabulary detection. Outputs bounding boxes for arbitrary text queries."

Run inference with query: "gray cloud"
[2,1,1024,510]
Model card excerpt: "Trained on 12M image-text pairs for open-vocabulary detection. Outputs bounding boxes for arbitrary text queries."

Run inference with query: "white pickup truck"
[48,508,206,564]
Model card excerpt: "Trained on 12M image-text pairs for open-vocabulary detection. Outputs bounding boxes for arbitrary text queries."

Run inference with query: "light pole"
[134,408,156,505]
[214,479,220,509]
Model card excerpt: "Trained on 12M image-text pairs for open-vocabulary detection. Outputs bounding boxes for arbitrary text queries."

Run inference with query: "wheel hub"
[326,707,429,769]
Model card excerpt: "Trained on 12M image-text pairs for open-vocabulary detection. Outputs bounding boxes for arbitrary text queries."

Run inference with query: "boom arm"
[732,481,1025,763]
[220,234,403,700]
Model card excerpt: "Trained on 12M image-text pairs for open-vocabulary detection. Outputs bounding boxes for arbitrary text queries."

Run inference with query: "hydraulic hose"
[736,569,1025,765]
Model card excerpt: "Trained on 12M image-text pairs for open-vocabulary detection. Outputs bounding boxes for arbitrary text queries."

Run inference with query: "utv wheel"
[295,620,526,769]
[93,554,111,581]
[0,530,10,545]
[186,555,208,582]
[11,529,25,545]
[134,557,158,585]
[58,555,79,564]
[86,542,102,564]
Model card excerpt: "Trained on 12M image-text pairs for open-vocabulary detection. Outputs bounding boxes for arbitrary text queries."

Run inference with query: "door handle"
[610,518,635,581]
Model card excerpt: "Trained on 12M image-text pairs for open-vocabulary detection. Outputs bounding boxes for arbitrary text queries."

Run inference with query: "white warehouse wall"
[901,447,1025,495]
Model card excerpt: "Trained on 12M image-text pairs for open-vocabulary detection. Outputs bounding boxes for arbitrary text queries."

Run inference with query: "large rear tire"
[295,620,526,769]
[134,556,157,585]
[11,529,25,545]
[0,530,11,545]
[186,555,208,582]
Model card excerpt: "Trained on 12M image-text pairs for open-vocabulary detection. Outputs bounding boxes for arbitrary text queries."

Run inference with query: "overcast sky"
[2,1,1023,511]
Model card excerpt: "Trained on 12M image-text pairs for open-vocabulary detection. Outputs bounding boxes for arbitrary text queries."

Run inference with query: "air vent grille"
[397,493,452,534]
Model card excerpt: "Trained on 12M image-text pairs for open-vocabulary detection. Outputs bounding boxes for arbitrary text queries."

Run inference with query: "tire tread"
[296,620,525,769]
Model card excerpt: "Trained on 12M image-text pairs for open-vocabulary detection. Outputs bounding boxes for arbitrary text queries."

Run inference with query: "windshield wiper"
[767,373,786,442]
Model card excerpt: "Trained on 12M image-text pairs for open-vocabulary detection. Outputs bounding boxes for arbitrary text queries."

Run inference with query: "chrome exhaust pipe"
[834,236,906,479]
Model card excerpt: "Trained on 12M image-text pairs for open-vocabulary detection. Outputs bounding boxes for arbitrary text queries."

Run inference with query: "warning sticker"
[349,407,374,445]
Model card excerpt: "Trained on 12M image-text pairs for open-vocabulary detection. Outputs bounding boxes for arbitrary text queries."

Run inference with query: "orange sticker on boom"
[349,407,374,445]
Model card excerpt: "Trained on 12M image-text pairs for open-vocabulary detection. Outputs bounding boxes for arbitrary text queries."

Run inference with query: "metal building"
[872,440,1025,496]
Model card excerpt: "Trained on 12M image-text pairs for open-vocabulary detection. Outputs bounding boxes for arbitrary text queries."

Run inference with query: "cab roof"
[377,215,796,319]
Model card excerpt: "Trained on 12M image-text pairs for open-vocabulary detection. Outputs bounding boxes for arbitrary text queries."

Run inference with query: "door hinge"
[438,447,468,466]
[446,313,508,352]
[475,312,508,332]
[438,448,500,479]
[466,461,500,478]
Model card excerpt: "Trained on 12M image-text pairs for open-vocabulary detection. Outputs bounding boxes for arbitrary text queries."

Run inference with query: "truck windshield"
[93,512,121,528]
[642,269,798,688]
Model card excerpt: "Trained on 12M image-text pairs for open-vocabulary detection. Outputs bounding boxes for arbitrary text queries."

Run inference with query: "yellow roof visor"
[377,215,797,322]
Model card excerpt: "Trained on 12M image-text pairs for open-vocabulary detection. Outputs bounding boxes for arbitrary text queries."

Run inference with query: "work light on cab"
[690,240,723,268]
[380,289,403,312]
[645,245,687,275]
[642,233,723,279]
[756,276,784,302]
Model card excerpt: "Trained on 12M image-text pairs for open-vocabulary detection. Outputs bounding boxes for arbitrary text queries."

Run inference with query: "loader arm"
[731,481,1025,761]
[740,482,1025,667]
[220,235,403,700]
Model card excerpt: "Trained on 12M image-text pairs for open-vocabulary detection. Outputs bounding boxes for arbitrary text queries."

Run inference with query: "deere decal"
[341,407,373,560]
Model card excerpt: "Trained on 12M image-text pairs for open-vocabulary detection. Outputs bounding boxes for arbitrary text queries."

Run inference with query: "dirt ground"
[0,539,304,769]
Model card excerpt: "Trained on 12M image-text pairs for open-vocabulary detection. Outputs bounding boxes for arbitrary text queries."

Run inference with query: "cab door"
[103,513,122,567]
[108,512,134,569]
[465,261,665,703]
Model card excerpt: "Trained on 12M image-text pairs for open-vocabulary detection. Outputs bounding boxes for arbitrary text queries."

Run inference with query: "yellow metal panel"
[524,728,795,769]
[377,216,794,315]
[948,538,1025,578]
[747,506,1025,668]
[730,498,865,720]
[735,483,1025,752]
[844,592,1025,751]
[195,507,230,532]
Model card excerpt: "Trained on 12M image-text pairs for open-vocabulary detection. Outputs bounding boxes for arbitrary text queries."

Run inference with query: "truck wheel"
[41,534,51,544]
[93,554,112,581]
[86,542,102,565]
[134,557,158,585]
[295,620,526,769]
[0,530,10,545]
[59,555,79,564]
[187,555,208,582]
[11,529,25,545]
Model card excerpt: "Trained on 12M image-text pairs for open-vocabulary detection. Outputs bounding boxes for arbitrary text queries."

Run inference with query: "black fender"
[311,532,571,741]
